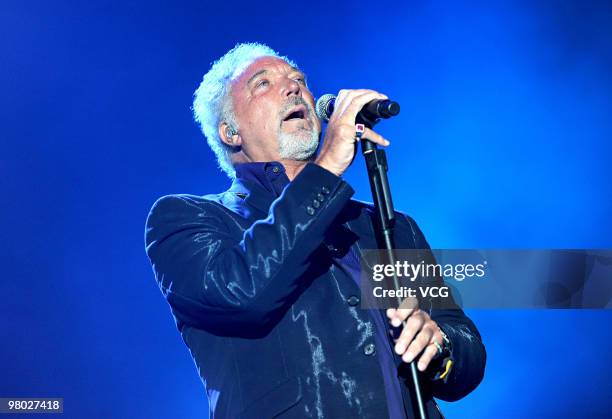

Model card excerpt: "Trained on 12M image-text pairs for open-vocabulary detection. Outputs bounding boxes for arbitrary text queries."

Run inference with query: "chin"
[278,129,319,160]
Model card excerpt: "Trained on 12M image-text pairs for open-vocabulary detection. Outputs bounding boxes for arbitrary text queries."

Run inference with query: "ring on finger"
[355,123,365,140]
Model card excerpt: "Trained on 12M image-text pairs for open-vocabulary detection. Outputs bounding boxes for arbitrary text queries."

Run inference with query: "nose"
[282,77,301,97]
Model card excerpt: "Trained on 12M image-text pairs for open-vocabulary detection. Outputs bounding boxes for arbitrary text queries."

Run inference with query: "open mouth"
[282,105,307,123]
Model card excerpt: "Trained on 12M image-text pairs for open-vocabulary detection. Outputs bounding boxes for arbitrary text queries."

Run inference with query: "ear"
[218,122,241,147]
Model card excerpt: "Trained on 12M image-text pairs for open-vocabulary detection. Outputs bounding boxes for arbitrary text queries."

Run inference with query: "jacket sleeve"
[144,163,354,335]
[402,214,487,402]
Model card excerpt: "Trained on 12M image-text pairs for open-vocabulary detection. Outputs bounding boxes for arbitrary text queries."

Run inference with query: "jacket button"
[347,295,360,306]
[312,200,321,208]
[321,186,330,194]
[306,206,315,215]
[326,243,340,255]
[316,193,325,201]
[364,343,376,356]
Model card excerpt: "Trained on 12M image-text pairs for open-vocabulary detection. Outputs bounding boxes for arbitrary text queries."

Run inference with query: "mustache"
[279,96,313,120]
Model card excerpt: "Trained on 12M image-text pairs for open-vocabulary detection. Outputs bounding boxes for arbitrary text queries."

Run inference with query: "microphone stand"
[358,114,428,419]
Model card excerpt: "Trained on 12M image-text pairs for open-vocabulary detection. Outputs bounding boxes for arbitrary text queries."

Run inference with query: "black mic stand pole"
[358,115,428,419]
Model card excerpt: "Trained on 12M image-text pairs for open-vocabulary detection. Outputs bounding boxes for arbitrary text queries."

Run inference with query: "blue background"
[1,0,611,417]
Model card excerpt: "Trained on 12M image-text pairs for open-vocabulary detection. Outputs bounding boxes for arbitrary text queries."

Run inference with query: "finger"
[341,91,388,121]
[387,307,418,328]
[386,298,419,322]
[394,312,425,355]
[431,327,443,347]
[334,89,351,108]
[402,327,434,364]
[336,88,377,98]
[361,127,390,146]
[386,308,395,319]
[416,343,440,371]
[333,90,388,120]
[399,296,419,311]
[335,89,387,107]
[332,89,371,115]
[390,314,402,328]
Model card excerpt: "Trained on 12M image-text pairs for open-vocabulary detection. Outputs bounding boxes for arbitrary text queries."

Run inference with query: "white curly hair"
[192,43,298,179]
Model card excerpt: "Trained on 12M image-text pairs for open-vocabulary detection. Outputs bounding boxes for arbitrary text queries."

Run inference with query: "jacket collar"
[227,162,289,216]
[226,177,272,216]
[225,163,382,258]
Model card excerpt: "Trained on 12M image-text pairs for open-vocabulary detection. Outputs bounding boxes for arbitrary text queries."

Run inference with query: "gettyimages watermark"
[359,249,612,309]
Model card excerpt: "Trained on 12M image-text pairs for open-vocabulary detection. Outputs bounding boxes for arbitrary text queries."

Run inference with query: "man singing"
[145,43,485,418]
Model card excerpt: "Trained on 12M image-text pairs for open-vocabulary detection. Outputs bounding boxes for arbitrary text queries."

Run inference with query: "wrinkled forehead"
[231,56,300,84]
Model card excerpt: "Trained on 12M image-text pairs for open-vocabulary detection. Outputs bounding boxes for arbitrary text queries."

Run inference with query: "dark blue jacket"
[145,163,486,418]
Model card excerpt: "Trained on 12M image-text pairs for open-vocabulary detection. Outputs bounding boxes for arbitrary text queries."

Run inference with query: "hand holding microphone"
[316,93,400,123]
[314,89,393,177]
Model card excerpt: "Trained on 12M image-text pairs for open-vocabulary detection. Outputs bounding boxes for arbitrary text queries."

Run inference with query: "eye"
[255,79,269,89]
[295,77,306,85]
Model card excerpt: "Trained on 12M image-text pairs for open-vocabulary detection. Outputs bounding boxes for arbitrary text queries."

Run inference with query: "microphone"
[315,94,400,124]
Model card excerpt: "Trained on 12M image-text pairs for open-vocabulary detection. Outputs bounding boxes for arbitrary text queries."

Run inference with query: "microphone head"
[315,94,336,122]
[387,101,400,116]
